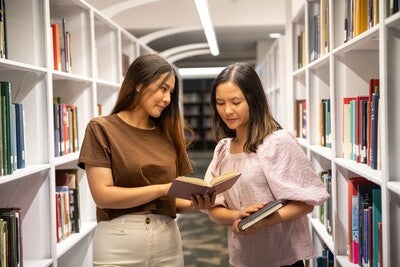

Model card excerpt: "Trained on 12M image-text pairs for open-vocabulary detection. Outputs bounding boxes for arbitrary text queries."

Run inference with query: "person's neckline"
[114,113,157,131]
[228,138,246,155]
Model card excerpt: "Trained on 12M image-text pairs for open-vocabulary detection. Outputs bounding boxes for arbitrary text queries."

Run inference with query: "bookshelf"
[284,0,399,266]
[0,0,154,266]
[183,78,216,151]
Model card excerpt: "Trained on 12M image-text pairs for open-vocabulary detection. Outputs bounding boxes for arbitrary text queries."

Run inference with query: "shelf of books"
[0,0,153,265]
[182,78,216,151]
[286,0,399,266]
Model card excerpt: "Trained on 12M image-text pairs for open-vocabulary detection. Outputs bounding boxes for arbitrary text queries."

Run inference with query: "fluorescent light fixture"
[194,0,219,56]
[179,67,225,78]
[268,33,282,39]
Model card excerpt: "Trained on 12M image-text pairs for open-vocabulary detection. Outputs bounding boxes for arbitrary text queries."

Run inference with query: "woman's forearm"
[208,206,239,226]
[257,200,313,228]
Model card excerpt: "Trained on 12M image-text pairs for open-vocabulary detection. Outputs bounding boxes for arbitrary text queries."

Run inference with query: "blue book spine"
[363,208,369,265]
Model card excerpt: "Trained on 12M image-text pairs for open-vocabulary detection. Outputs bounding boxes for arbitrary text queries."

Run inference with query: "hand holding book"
[167,170,241,200]
[238,200,286,231]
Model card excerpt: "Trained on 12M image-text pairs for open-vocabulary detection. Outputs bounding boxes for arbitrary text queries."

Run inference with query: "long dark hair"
[210,62,281,152]
[111,54,193,167]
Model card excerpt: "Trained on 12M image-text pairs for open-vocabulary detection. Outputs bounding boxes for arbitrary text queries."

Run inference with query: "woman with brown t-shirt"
[78,54,214,266]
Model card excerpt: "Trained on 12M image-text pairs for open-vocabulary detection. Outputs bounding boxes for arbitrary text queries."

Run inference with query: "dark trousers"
[282,260,305,267]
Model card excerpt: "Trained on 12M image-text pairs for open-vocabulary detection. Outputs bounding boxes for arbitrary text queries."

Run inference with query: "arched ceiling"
[86,0,286,67]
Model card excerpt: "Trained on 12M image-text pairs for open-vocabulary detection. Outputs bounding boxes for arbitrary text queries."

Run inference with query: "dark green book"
[1,81,11,175]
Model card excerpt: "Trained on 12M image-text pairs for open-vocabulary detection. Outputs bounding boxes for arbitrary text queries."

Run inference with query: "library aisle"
[178,151,229,267]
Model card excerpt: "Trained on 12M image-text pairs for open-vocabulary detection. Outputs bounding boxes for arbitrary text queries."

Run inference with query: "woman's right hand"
[235,203,266,219]
[231,203,266,233]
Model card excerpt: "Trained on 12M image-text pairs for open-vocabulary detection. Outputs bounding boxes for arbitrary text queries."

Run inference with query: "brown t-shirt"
[78,114,192,222]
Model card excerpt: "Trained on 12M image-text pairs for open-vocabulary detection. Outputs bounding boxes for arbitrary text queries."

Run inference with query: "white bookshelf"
[0,0,153,265]
[284,0,399,266]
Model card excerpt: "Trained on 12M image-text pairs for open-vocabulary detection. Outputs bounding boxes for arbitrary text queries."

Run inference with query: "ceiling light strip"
[179,67,225,78]
[194,0,219,56]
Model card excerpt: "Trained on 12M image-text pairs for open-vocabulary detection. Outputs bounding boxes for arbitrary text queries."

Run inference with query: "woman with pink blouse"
[203,62,330,267]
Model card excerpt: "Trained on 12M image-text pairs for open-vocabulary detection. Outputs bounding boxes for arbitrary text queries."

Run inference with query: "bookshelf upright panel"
[385,7,400,266]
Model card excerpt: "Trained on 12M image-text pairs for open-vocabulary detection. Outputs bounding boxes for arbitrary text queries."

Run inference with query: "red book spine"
[51,23,61,70]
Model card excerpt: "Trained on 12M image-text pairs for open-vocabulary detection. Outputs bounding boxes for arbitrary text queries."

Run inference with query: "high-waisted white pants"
[92,214,184,267]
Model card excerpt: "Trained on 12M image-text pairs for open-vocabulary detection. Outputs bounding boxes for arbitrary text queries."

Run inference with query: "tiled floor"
[177,151,229,267]
[178,211,228,267]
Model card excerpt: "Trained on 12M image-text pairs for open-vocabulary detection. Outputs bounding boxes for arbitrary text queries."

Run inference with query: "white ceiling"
[86,0,287,67]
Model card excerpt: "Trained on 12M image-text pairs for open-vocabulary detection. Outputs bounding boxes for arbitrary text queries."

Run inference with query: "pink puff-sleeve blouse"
[204,129,330,267]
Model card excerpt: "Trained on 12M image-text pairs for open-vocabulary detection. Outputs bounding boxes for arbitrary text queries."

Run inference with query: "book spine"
[0,0,6,59]
[55,192,62,243]
[53,103,60,157]
[9,103,16,172]
[61,103,69,154]
[352,195,359,264]
[370,92,379,170]
[51,23,61,70]
[325,99,331,147]
[1,81,11,175]
[69,188,80,233]
[362,208,369,266]
[74,106,79,151]
[15,103,25,169]
[58,101,64,155]
[360,100,368,164]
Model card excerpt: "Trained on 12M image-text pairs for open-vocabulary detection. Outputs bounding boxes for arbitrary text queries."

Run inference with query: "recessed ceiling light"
[268,33,282,39]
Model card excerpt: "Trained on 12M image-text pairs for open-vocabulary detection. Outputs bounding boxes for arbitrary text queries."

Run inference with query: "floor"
[177,151,229,267]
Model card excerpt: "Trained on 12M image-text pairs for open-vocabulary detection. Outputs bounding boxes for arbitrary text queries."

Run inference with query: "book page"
[210,170,241,186]
[175,176,207,186]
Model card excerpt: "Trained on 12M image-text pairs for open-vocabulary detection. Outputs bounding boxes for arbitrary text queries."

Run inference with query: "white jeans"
[92,214,184,267]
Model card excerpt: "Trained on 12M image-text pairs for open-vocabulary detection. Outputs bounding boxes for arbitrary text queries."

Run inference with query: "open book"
[238,200,285,231]
[167,170,241,200]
